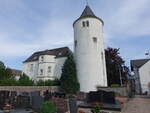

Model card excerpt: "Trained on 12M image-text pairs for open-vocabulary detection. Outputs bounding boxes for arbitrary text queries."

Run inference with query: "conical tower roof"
[80,5,96,18]
[73,5,104,26]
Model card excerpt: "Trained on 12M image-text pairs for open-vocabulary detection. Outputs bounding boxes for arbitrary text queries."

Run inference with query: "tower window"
[86,21,89,27]
[75,40,77,47]
[101,52,104,60]
[93,37,97,43]
[82,21,85,27]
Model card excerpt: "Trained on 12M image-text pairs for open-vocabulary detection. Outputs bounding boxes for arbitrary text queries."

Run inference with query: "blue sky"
[0,0,150,70]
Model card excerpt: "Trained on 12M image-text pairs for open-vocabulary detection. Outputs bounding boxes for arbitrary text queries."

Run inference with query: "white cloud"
[105,0,150,39]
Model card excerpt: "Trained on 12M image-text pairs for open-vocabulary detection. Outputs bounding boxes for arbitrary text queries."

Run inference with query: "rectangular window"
[40,69,43,75]
[30,64,33,72]
[48,66,51,73]
[41,56,44,62]
[93,37,97,43]
[82,21,85,27]
[86,21,89,27]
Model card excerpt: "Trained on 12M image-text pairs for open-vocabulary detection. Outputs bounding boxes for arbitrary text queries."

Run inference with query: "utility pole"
[119,65,123,86]
[86,0,89,5]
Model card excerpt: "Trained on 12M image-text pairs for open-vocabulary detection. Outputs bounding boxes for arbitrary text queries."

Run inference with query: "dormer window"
[58,52,62,56]
[41,56,44,62]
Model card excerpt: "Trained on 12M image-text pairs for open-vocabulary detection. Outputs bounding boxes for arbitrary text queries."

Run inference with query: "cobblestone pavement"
[122,97,150,113]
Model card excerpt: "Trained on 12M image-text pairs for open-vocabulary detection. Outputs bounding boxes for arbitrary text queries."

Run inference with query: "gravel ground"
[122,97,150,113]
[0,109,33,113]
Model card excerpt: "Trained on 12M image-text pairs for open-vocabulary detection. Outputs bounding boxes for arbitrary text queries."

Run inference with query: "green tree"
[40,101,57,113]
[0,77,17,86]
[0,61,5,69]
[91,105,101,113]
[18,74,34,86]
[36,79,60,86]
[105,47,129,86]
[60,54,80,94]
[0,61,6,78]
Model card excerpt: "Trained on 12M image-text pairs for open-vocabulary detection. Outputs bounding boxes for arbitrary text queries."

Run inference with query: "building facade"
[131,59,150,94]
[73,5,107,92]
[23,47,70,81]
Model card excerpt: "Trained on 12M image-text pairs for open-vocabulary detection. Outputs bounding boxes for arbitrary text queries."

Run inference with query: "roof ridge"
[131,58,150,61]
[34,46,69,54]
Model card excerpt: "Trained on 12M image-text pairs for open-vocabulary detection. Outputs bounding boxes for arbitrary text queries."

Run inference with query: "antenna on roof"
[145,50,150,58]
[86,0,89,5]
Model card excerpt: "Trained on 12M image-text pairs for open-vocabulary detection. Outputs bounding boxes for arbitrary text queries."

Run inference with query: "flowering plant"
[3,104,12,110]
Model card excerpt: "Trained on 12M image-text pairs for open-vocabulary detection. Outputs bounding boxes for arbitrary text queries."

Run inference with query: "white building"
[73,5,107,92]
[23,47,71,81]
[131,59,150,94]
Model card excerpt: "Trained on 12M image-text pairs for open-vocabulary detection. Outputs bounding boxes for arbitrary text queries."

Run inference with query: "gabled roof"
[131,59,150,71]
[23,47,71,63]
[73,5,104,26]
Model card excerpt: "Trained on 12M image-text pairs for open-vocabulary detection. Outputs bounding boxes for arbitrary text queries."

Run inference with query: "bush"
[91,105,101,113]
[40,101,57,113]
[17,74,34,86]
[36,79,60,86]
[0,77,18,86]
[111,84,120,87]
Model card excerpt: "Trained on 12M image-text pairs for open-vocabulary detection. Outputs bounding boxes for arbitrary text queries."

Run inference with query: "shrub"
[60,54,80,94]
[39,101,57,113]
[91,104,101,113]
[36,79,60,86]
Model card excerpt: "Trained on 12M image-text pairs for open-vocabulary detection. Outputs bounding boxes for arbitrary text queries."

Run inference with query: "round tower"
[73,5,107,92]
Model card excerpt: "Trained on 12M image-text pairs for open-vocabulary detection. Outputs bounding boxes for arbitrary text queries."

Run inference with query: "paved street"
[122,97,150,113]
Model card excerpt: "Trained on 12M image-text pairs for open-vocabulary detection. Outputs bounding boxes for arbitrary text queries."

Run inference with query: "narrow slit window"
[93,37,97,43]
[82,21,85,27]
[75,40,77,47]
[86,21,89,27]
[101,52,104,60]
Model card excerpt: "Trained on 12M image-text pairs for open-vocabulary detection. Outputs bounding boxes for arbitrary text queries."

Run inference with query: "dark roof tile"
[23,47,71,63]
[131,59,150,71]
[73,5,104,26]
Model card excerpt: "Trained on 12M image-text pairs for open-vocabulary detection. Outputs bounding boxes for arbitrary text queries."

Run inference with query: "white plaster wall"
[37,55,56,80]
[139,60,150,93]
[74,17,107,92]
[23,55,67,81]
[53,57,67,79]
[22,61,38,80]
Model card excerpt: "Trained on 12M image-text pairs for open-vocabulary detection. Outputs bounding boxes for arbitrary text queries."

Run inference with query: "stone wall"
[97,87,128,97]
[0,86,59,95]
